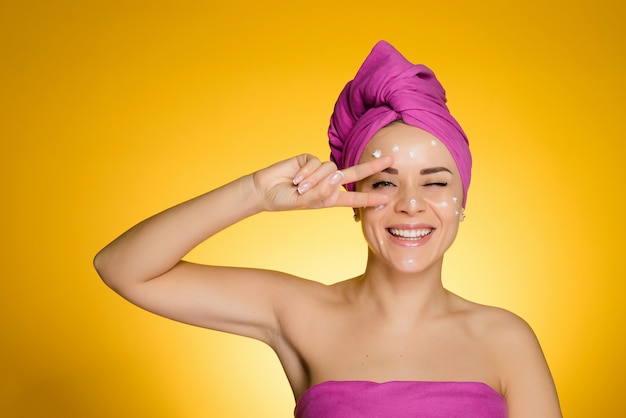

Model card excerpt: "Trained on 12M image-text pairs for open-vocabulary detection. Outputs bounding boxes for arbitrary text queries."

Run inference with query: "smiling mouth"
[387,228,433,240]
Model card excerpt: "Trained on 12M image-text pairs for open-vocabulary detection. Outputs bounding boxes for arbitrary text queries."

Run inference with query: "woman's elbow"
[93,247,118,289]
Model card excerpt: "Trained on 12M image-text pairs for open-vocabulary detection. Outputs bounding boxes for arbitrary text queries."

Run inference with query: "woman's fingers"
[333,190,390,208]
[294,160,339,195]
[293,155,393,209]
[292,154,322,188]
[340,155,393,185]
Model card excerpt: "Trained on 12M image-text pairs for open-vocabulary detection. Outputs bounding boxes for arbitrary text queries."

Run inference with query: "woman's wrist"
[236,173,267,216]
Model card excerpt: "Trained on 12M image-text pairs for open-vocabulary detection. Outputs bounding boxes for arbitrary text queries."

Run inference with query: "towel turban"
[328,41,472,207]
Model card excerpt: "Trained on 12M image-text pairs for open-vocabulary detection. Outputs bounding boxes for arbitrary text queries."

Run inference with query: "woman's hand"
[252,154,393,211]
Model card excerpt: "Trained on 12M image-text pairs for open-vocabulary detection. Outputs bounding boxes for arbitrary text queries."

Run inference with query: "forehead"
[360,123,457,171]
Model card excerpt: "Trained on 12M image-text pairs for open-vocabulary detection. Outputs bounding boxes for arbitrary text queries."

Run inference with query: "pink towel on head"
[328,41,472,207]
[294,380,507,418]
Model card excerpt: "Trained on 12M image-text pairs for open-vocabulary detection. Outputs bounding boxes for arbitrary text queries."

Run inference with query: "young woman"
[94,41,562,417]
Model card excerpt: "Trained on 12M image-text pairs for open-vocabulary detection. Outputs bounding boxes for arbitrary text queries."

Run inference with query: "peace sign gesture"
[252,154,393,211]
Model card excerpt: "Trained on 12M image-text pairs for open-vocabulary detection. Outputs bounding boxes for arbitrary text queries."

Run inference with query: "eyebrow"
[381,166,451,175]
[420,167,452,175]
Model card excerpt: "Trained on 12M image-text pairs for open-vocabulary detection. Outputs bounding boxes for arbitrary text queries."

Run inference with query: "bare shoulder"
[450,296,562,417]
[452,298,546,372]
[464,300,536,343]
[446,294,532,339]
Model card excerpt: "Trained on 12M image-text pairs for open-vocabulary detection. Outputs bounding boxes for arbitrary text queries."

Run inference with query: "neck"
[355,252,450,320]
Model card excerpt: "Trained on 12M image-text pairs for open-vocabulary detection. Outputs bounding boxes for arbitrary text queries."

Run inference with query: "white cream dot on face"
[375,204,385,211]
[372,149,382,158]
[407,259,414,264]
[392,145,399,152]
[452,196,458,203]
[440,200,449,207]
[455,210,460,216]
[409,198,417,206]
[431,139,437,146]
[409,151,416,158]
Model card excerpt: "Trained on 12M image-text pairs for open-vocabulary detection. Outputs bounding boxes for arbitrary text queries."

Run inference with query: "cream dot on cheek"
[372,149,382,158]
[375,204,385,211]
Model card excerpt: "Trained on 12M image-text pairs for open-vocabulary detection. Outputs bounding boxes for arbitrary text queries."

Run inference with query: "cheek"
[360,211,387,247]
[426,189,463,218]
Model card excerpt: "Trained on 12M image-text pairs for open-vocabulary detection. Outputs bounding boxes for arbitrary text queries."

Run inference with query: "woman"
[94,41,562,417]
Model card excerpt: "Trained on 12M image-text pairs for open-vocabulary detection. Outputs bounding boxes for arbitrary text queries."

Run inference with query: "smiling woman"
[355,123,463,271]
[94,41,562,417]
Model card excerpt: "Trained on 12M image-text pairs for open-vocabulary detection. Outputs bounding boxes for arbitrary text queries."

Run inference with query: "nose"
[394,189,426,215]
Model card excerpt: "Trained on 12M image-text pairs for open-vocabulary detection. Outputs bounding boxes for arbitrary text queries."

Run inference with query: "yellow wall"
[2,1,624,416]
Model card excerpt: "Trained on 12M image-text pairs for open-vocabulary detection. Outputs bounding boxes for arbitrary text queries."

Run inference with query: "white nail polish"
[329,170,344,185]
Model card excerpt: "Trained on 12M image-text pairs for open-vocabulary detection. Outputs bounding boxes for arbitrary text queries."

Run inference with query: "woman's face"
[356,123,464,274]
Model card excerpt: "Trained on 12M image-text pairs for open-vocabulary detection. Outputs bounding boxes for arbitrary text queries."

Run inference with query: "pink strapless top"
[294,381,507,418]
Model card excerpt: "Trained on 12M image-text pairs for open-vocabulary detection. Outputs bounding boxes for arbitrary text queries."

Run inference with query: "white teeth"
[388,228,432,239]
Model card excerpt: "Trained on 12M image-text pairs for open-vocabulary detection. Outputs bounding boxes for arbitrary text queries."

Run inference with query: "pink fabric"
[294,381,507,418]
[328,41,472,207]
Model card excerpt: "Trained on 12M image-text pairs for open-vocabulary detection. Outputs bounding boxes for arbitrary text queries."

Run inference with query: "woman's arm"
[93,154,392,344]
[495,313,562,418]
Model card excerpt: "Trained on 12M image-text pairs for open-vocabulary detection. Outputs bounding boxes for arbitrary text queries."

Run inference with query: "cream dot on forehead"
[431,140,437,146]
[392,145,400,152]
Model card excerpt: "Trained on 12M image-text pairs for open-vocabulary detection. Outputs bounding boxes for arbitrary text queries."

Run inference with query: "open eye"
[372,180,396,189]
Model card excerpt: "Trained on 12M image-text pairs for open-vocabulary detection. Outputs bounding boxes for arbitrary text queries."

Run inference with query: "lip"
[386,223,435,247]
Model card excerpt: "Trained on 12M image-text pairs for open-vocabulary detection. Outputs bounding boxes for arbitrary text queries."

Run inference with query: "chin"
[387,251,445,275]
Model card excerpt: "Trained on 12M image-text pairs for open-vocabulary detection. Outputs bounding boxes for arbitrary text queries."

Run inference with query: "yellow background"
[1,0,624,416]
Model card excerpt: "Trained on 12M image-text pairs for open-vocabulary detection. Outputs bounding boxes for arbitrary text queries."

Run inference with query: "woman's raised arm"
[93,154,392,343]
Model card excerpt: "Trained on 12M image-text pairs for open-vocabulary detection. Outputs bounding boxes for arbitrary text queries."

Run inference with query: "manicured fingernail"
[293,175,303,186]
[297,181,311,194]
[329,170,344,185]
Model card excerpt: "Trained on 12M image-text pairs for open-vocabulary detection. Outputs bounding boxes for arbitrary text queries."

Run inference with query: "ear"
[459,208,466,222]
[353,208,361,222]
